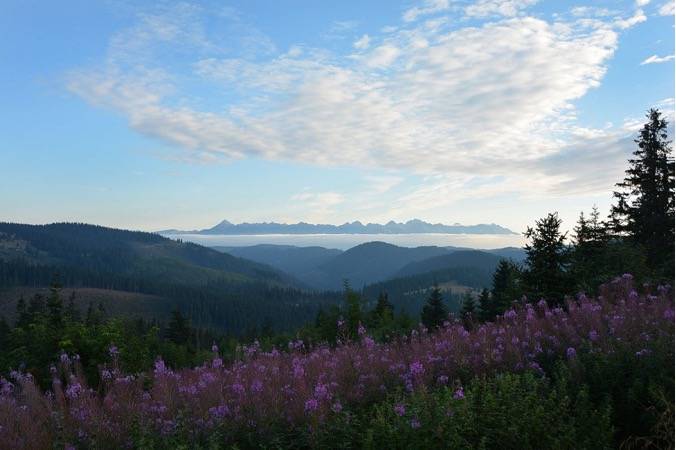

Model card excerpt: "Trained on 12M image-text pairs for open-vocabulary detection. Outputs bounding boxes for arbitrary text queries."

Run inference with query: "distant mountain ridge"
[159,219,517,235]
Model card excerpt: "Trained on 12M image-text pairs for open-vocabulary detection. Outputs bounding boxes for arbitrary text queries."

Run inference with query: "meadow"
[1,274,672,449]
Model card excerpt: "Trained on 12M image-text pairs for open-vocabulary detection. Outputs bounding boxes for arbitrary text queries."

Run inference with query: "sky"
[1,0,674,234]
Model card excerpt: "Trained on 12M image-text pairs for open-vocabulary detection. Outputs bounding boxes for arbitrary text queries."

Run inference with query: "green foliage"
[345,373,613,450]
[488,259,522,316]
[477,288,492,321]
[421,284,448,330]
[523,212,570,303]
[166,309,192,345]
[343,282,363,339]
[611,108,674,276]
[132,369,617,450]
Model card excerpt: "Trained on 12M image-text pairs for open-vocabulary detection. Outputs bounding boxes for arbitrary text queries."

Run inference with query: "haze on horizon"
[1,0,674,235]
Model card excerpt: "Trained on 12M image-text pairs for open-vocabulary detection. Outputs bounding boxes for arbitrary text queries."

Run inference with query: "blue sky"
[1,0,674,234]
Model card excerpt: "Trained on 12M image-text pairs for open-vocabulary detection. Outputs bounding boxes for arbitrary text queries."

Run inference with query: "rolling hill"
[395,250,503,278]
[215,244,342,283]
[0,223,341,333]
[211,242,524,291]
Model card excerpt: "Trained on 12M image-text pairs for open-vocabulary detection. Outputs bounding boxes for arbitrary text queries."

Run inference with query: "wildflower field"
[1,274,673,449]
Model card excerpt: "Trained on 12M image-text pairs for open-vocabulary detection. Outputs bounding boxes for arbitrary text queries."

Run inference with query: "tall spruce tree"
[343,282,363,338]
[491,259,522,313]
[460,292,475,316]
[523,212,569,303]
[421,284,447,330]
[460,292,476,329]
[371,291,394,327]
[610,108,674,275]
[167,309,191,345]
[477,288,493,322]
[571,206,609,292]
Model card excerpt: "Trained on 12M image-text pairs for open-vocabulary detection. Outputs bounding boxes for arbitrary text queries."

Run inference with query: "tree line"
[420,108,674,326]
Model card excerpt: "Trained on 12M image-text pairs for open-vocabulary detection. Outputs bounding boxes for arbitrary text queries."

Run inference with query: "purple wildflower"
[304,398,319,413]
[453,386,465,400]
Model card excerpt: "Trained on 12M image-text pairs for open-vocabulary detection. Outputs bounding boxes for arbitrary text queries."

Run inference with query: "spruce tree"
[374,292,394,322]
[343,282,363,338]
[611,108,674,275]
[28,293,45,321]
[460,292,476,329]
[477,288,493,321]
[46,280,63,326]
[491,259,522,313]
[571,206,609,292]
[523,212,569,303]
[421,284,447,330]
[167,309,191,345]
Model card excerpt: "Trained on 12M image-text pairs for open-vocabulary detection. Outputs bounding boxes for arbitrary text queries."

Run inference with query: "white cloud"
[641,54,675,64]
[465,0,539,18]
[614,9,647,29]
[292,191,345,207]
[353,34,371,50]
[403,0,450,22]
[363,175,404,194]
[290,191,345,221]
[659,1,675,15]
[68,2,647,201]
[635,0,650,6]
[363,44,400,67]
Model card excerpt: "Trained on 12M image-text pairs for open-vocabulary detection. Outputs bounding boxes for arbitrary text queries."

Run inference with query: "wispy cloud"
[66,0,654,202]
[402,0,450,22]
[464,0,539,18]
[353,34,371,50]
[658,1,675,15]
[613,9,647,29]
[641,54,675,65]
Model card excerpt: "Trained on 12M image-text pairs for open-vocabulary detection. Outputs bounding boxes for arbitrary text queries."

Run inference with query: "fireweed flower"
[566,347,577,359]
[409,361,424,376]
[304,398,319,413]
[251,380,263,393]
[154,359,168,375]
[0,277,671,447]
[453,387,465,400]
[410,417,421,429]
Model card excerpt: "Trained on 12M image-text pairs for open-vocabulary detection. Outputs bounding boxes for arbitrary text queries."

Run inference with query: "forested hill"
[0,222,291,284]
[0,223,341,333]
[395,250,502,278]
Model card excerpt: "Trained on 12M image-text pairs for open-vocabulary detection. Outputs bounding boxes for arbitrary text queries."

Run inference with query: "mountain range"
[159,219,517,235]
